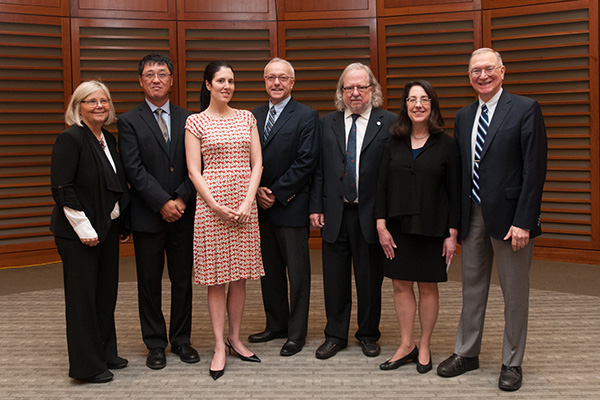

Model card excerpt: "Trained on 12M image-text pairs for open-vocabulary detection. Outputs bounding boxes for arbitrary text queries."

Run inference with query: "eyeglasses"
[81,98,110,106]
[141,72,172,81]
[468,66,501,77]
[342,85,372,93]
[264,75,292,83]
[406,97,431,105]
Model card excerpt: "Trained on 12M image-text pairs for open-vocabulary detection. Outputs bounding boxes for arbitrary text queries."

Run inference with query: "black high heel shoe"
[379,346,419,371]
[225,340,261,363]
[209,351,226,380]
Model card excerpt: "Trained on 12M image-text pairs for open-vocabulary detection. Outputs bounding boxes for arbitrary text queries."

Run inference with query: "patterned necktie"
[472,104,489,205]
[344,114,360,203]
[155,108,170,145]
[264,106,276,143]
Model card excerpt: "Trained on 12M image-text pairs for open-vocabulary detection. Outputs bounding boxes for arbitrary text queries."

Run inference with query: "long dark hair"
[390,79,444,137]
[200,60,234,112]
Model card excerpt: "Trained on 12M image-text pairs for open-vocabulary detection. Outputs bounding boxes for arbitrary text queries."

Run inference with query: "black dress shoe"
[379,346,419,370]
[437,353,479,377]
[499,365,522,391]
[210,368,224,381]
[315,340,346,360]
[248,330,287,343]
[78,370,113,383]
[225,340,261,362]
[416,357,433,373]
[146,348,166,370]
[360,340,381,357]
[107,356,128,369]
[280,339,305,356]
[172,344,200,364]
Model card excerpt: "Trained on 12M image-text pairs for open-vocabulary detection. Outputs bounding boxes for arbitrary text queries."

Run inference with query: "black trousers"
[133,223,193,350]
[321,204,383,345]
[259,217,311,340]
[56,221,120,380]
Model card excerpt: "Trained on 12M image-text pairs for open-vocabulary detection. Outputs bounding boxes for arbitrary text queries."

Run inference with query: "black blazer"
[50,123,130,242]
[374,132,461,238]
[117,101,195,233]
[454,90,547,240]
[310,107,397,244]
[252,98,319,227]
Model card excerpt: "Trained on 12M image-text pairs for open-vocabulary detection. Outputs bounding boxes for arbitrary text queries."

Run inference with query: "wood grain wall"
[0,0,598,266]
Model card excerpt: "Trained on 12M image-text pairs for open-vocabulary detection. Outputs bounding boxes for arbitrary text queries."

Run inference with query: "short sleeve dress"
[185,109,264,286]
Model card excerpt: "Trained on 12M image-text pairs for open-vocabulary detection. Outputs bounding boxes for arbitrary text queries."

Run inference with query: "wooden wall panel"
[0,13,70,255]
[177,0,276,21]
[0,0,68,16]
[71,19,178,117]
[71,0,176,20]
[177,21,276,112]
[379,12,480,129]
[280,0,376,20]
[279,18,378,115]
[377,0,477,17]
[484,0,599,249]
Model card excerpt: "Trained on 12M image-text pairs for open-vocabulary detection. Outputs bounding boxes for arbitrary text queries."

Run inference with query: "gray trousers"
[454,204,534,367]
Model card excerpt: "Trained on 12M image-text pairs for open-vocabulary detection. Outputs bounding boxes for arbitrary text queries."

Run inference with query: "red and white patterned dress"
[185,109,264,286]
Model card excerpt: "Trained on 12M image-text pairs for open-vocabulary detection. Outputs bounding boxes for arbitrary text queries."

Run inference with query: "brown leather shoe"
[359,340,381,357]
[437,353,479,377]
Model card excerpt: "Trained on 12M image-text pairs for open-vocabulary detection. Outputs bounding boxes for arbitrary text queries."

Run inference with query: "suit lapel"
[264,99,296,147]
[361,108,384,151]
[139,103,170,157]
[332,111,346,155]
[481,91,512,159]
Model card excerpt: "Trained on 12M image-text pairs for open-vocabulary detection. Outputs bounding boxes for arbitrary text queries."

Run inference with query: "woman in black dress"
[375,80,460,373]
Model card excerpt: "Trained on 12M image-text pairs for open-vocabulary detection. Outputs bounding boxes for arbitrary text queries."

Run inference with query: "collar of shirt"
[269,95,291,115]
[478,87,502,120]
[145,98,170,116]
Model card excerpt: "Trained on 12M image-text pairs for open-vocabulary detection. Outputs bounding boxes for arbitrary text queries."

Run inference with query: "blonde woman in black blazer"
[375,80,460,374]
[50,80,130,383]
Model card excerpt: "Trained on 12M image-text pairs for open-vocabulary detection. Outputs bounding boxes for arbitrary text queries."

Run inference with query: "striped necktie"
[472,104,489,205]
[155,108,170,145]
[264,106,276,143]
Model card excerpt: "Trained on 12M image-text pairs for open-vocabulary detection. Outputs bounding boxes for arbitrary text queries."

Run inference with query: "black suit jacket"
[118,101,195,233]
[374,132,461,238]
[50,123,130,242]
[454,90,547,240]
[310,107,397,244]
[252,98,319,227]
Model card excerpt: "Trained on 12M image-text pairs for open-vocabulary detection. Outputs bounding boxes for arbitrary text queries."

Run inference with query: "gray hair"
[65,80,116,127]
[264,58,295,79]
[469,48,504,70]
[334,63,383,111]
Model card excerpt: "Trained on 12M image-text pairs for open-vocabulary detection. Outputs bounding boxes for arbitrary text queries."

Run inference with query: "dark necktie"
[344,114,360,203]
[155,108,170,146]
[472,104,489,205]
[264,106,276,143]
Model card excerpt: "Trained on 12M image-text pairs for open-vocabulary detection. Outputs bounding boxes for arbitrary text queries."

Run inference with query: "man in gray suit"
[118,54,199,370]
[437,48,547,391]
[309,63,396,360]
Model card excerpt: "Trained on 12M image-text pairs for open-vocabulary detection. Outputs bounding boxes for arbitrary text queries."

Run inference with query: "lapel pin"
[377,121,381,126]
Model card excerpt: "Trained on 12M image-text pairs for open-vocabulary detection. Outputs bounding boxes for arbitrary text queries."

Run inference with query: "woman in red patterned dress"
[185,61,264,380]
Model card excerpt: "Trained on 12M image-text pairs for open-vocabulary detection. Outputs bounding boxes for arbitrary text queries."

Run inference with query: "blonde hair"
[65,80,116,127]
[334,63,383,111]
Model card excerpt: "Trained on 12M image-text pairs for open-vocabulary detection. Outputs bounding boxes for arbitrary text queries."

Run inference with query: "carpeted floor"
[0,252,599,399]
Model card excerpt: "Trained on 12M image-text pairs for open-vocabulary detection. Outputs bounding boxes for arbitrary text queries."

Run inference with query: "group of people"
[50,48,547,392]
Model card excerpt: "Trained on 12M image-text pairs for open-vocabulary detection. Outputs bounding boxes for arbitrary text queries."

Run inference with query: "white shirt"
[470,88,503,174]
[266,96,291,132]
[344,105,372,202]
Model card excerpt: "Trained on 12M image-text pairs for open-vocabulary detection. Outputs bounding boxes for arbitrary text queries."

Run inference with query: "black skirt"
[383,220,448,283]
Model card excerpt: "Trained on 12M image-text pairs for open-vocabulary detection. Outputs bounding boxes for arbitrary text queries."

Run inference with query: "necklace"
[411,132,429,140]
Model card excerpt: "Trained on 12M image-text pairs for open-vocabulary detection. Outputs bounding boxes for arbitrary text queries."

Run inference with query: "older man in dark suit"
[437,48,547,391]
[247,58,319,357]
[118,54,199,370]
[310,63,396,360]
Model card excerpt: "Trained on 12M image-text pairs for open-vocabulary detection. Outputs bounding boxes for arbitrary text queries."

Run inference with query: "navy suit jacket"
[310,107,397,244]
[118,101,195,233]
[252,98,319,227]
[454,90,547,240]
